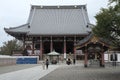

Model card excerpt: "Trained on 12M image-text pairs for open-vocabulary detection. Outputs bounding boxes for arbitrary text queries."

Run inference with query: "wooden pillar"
[84,46,88,67]
[84,52,88,67]
[74,47,76,59]
[74,36,76,59]
[101,50,105,67]
[100,44,105,67]
[64,36,66,59]
[40,36,43,60]
[32,37,34,54]
[50,36,53,52]
[22,36,25,49]
[64,36,66,53]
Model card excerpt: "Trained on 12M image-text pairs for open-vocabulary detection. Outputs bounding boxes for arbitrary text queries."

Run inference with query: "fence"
[0,55,39,66]
[16,56,39,64]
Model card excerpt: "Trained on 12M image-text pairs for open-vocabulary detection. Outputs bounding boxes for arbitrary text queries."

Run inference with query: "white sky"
[0,0,109,47]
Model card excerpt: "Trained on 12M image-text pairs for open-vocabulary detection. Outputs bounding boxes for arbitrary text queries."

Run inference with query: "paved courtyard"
[0,64,40,74]
[0,64,61,80]
[0,62,120,80]
[39,64,120,80]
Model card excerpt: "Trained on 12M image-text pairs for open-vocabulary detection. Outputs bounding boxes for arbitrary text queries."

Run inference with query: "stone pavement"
[0,64,60,80]
[0,62,120,80]
[0,64,40,74]
[39,64,120,80]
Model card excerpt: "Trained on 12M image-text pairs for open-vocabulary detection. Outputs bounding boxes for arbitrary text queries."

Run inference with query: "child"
[42,61,45,70]
[46,59,49,69]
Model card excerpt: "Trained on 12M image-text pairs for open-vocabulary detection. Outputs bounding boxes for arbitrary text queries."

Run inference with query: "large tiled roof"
[5,5,91,36]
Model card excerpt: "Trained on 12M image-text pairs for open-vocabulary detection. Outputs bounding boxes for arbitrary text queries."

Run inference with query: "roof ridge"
[31,5,86,9]
[31,4,86,6]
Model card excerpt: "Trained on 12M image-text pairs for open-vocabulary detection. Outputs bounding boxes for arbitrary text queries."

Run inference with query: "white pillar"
[50,36,53,52]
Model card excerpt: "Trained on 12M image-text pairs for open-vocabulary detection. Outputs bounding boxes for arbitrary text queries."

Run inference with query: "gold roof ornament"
[91,36,99,43]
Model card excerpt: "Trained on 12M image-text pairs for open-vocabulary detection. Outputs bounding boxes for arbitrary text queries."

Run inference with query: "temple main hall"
[4,5,91,60]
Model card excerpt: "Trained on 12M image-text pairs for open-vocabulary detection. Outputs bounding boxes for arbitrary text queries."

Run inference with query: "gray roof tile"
[5,5,91,35]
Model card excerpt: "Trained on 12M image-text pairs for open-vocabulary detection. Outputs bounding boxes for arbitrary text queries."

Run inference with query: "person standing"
[22,48,28,56]
[46,59,49,69]
[67,58,71,65]
[111,53,117,66]
[73,58,76,65]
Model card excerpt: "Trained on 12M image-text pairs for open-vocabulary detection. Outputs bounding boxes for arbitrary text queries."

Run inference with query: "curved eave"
[4,28,28,34]
[75,41,90,50]
[5,23,29,29]
[75,33,92,46]
[4,23,29,34]
[4,28,28,40]
[75,41,110,50]
[99,40,110,48]
[75,33,110,50]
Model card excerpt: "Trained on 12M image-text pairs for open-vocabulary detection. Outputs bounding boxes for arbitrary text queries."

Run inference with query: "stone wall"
[0,55,16,66]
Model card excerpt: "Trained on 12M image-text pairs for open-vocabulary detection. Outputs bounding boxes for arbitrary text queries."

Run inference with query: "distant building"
[4,5,91,59]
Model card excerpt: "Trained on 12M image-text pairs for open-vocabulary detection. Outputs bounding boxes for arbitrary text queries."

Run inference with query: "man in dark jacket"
[110,53,117,66]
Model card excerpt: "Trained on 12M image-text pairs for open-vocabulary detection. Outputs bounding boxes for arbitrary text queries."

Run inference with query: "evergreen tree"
[0,39,22,55]
[93,0,120,48]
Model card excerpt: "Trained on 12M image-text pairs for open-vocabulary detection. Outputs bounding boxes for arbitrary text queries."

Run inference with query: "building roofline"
[31,5,87,9]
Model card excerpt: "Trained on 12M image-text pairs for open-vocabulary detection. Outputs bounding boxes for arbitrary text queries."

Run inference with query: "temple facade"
[4,5,91,60]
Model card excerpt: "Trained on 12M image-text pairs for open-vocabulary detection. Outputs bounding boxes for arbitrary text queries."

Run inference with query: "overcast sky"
[0,0,109,47]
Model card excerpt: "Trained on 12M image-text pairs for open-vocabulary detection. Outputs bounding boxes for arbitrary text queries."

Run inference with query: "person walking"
[42,61,45,70]
[46,59,49,69]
